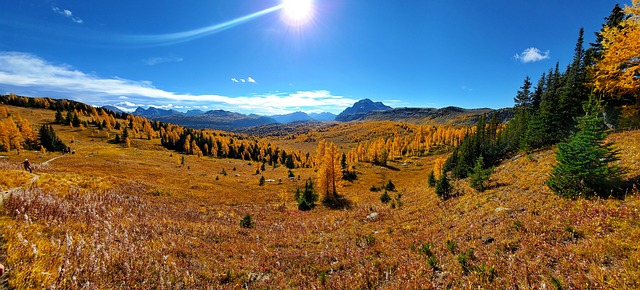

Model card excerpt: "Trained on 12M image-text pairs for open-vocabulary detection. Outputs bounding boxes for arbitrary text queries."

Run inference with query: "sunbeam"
[125,4,285,46]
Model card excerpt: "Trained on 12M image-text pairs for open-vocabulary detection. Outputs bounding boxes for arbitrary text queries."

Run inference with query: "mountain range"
[128,98,512,131]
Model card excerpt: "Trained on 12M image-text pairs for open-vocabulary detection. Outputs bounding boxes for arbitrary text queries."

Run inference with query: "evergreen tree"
[558,28,588,131]
[122,128,129,140]
[38,124,66,152]
[64,111,73,125]
[296,179,318,211]
[586,4,626,67]
[427,170,436,187]
[508,76,534,151]
[259,175,266,186]
[72,113,81,127]
[547,96,621,198]
[469,156,492,192]
[514,76,533,110]
[435,173,452,200]
[54,110,64,124]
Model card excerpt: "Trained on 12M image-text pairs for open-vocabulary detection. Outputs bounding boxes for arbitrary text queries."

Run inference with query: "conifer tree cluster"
[441,3,638,198]
[38,124,66,152]
[546,96,622,198]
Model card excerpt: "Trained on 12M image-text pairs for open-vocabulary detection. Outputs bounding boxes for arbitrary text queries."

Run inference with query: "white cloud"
[514,47,549,63]
[143,56,183,66]
[232,77,257,84]
[0,51,356,114]
[115,101,145,107]
[52,7,84,24]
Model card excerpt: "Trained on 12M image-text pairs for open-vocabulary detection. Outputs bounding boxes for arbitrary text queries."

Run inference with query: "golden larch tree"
[316,140,341,200]
[593,0,640,99]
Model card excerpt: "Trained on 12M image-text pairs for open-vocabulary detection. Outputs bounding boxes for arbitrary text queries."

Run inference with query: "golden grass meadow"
[0,104,638,289]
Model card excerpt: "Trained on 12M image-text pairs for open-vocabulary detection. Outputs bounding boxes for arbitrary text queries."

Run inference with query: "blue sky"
[0,0,624,115]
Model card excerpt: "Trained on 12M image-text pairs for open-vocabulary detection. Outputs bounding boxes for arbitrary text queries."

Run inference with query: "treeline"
[347,125,471,166]
[442,3,640,196]
[159,123,312,168]
[0,94,312,168]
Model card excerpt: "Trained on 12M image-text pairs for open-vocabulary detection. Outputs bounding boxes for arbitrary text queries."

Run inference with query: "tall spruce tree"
[558,29,588,131]
[547,96,621,198]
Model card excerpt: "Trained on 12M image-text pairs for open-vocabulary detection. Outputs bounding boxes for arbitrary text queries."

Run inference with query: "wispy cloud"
[52,7,84,24]
[247,77,257,84]
[143,56,184,66]
[0,51,355,114]
[514,47,549,63]
[231,78,239,83]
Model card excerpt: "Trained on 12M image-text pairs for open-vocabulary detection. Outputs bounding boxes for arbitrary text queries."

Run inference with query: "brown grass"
[1,107,639,289]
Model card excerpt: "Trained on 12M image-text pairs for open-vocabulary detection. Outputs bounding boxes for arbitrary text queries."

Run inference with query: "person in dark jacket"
[23,159,32,173]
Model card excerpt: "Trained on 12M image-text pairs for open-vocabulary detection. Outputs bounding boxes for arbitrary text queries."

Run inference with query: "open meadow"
[0,106,639,289]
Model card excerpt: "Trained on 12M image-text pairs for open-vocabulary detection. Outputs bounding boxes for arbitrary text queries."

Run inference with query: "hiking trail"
[0,155,64,288]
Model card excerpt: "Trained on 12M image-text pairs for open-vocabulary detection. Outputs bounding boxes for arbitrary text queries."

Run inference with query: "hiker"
[23,159,32,173]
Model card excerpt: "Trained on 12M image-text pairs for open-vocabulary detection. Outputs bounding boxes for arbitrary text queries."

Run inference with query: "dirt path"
[0,155,62,289]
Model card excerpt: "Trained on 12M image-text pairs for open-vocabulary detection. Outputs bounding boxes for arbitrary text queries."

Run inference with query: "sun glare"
[281,0,314,25]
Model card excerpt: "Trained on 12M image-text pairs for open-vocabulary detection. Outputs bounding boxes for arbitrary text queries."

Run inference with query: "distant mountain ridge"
[335,99,392,122]
[334,99,512,126]
[270,111,336,123]
[364,107,513,125]
[130,100,512,131]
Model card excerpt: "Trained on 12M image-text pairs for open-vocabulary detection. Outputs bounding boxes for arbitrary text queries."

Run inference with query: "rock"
[366,212,378,219]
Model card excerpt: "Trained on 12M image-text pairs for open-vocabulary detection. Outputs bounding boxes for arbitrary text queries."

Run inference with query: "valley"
[0,103,638,289]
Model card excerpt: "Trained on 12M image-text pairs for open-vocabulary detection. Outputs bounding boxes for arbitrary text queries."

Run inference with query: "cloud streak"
[514,47,549,63]
[0,51,355,114]
[52,7,84,24]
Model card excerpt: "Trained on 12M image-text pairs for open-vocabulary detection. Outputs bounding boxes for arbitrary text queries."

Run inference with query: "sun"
[281,0,314,25]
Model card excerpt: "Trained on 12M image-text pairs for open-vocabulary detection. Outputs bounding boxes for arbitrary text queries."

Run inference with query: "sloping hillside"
[1,103,638,288]
[364,107,514,126]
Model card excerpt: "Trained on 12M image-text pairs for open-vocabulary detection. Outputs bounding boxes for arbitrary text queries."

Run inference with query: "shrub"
[446,239,457,254]
[379,191,391,203]
[240,213,254,228]
[385,180,396,191]
[342,170,357,181]
[419,242,434,257]
[457,249,474,274]
[259,175,265,186]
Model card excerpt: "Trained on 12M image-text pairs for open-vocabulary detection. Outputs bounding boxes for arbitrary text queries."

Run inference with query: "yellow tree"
[5,118,23,152]
[0,121,8,152]
[433,158,446,179]
[593,0,640,99]
[316,140,341,200]
[15,116,37,147]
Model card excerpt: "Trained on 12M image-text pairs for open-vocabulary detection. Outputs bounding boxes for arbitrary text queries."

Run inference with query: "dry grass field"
[1,106,639,289]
